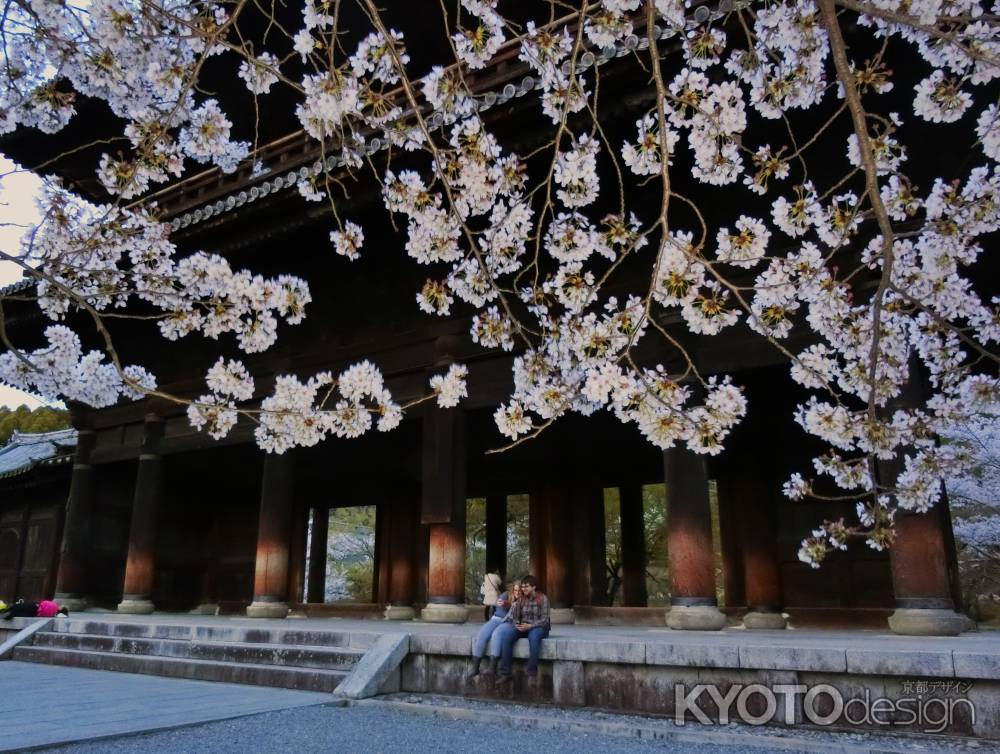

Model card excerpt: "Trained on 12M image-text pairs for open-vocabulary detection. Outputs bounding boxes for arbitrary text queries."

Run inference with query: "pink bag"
[36,600,61,617]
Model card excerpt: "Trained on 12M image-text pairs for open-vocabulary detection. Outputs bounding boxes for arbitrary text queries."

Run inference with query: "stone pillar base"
[246,601,289,619]
[667,605,727,631]
[550,607,576,624]
[420,603,468,623]
[743,610,787,630]
[384,605,416,620]
[116,599,154,615]
[888,608,969,636]
[54,595,88,613]
[188,603,220,616]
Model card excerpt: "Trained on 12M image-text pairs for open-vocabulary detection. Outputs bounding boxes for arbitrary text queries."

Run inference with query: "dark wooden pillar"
[189,483,221,615]
[419,358,468,623]
[539,486,574,621]
[528,491,547,587]
[385,492,417,619]
[307,506,329,603]
[54,428,96,611]
[374,501,391,604]
[247,452,295,618]
[426,523,465,600]
[287,501,308,605]
[117,416,165,615]
[569,484,608,607]
[570,486,593,607]
[192,543,219,615]
[485,492,507,576]
[890,512,954,609]
[888,510,967,634]
[884,360,967,635]
[664,447,726,630]
[716,473,746,610]
[619,483,648,607]
[741,472,786,629]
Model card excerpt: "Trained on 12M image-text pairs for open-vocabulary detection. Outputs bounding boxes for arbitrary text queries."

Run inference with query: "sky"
[0,155,52,409]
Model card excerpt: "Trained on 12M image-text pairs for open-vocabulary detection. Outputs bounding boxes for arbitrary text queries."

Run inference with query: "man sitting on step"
[494,575,550,686]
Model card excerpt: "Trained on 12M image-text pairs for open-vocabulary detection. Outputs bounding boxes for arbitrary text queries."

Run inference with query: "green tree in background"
[0,405,71,445]
[466,498,487,602]
[465,494,530,602]
[602,485,670,606]
[326,506,376,602]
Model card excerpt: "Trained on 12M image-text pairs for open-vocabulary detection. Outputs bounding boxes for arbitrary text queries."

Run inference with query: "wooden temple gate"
[0,360,947,637]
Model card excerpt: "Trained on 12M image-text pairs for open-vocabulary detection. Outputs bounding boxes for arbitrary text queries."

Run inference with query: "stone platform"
[5,612,999,740]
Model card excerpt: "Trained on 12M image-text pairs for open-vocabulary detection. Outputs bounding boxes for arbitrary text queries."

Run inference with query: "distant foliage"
[946,418,1000,615]
[325,506,376,602]
[0,405,71,446]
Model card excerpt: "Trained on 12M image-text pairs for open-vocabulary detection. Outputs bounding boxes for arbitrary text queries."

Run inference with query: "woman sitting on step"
[467,580,521,679]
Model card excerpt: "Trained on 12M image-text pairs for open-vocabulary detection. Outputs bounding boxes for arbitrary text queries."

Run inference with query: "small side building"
[0,429,75,603]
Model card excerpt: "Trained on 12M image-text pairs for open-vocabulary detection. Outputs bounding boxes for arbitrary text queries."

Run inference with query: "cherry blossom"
[1,0,998,568]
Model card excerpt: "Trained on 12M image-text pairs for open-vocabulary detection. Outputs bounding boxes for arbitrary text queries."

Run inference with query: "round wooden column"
[54,428,96,612]
[418,360,468,623]
[741,475,786,629]
[882,360,967,636]
[570,484,608,607]
[306,506,329,603]
[888,510,968,635]
[117,417,165,614]
[385,495,417,620]
[247,452,295,619]
[425,522,465,611]
[539,486,575,623]
[619,483,648,607]
[287,501,309,605]
[663,447,726,630]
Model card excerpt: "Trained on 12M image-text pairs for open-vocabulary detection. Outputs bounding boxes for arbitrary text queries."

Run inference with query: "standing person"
[481,569,503,616]
[494,575,550,685]
[468,581,520,679]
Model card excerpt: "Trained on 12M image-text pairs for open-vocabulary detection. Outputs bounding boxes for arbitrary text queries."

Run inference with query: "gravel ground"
[33,703,805,754]
[377,694,1000,753]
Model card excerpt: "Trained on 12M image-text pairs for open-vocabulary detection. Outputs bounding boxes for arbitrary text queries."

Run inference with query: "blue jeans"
[471,615,505,658]
[496,622,549,675]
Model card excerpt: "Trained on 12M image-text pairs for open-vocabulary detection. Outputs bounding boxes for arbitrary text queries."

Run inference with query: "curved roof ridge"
[0,426,77,479]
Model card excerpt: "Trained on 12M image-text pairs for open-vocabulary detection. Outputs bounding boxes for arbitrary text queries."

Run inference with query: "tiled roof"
[0,428,76,479]
[0,278,33,295]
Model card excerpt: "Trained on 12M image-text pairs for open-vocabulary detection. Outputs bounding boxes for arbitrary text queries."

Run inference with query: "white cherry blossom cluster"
[0,325,155,408]
[453,0,505,69]
[25,186,312,357]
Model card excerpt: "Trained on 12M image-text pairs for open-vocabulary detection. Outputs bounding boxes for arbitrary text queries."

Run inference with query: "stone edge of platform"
[40,616,1000,681]
[0,619,53,660]
[407,634,1000,681]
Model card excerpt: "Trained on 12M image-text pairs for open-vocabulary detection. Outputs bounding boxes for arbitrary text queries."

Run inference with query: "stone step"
[192,626,377,650]
[30,632,364,671]
[49,620,378,649]
[12,645,348,693]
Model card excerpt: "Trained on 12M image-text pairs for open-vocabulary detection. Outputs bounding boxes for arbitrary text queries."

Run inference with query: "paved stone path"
[28,703,792,754]
[0,661,333,752]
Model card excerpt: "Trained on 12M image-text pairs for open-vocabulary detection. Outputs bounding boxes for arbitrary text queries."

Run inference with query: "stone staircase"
[11,619,372,693]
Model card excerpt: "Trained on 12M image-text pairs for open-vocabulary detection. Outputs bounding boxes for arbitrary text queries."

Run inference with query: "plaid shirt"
[509,592,550,629]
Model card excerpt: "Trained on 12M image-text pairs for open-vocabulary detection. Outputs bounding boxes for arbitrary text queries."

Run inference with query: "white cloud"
[0,156,48,408]
[0,384,50,409]
[0,155,43,287]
